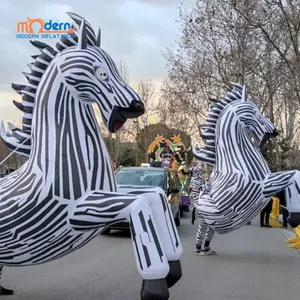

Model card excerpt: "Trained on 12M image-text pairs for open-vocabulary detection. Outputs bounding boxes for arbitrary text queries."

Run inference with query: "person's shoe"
[265,224,272,228]
[204,247,217,255]
[194,246,202,255]
[260,224,266,227]
[0,286,14,295]
[198,250,211,256]
[194,248,201,255]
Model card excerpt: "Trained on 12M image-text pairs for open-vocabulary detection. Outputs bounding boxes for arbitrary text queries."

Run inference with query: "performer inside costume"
[189,161,217,256]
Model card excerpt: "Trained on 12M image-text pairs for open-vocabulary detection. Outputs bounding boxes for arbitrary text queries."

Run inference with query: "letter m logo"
[17,21,29,32]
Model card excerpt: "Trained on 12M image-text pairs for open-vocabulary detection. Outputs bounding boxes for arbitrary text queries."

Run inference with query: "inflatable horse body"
[0,13,182,299]
[193,84,300,234]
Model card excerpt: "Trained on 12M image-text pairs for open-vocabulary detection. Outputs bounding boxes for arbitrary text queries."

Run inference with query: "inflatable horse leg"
[70,191,171,300]
[131,188,183,288]
[0,265,14,295]
[264,170,300,228]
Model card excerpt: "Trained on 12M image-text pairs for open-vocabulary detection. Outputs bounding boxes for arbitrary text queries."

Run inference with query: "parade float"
[147,135,191,215]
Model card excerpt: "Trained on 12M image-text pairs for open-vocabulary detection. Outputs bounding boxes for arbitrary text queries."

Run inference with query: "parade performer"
[192,83,300,234]
[177,162,190,213]
[171,144,190,171]
[0,13,182,299]
[189,161,216,255]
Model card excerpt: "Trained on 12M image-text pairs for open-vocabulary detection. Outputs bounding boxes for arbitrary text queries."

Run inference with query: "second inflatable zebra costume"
[193,83,300,235]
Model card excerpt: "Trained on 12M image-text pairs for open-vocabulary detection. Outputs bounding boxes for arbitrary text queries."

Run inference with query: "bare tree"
[0,138,26,176]
[162,0,300,169]
[126,78,159,162]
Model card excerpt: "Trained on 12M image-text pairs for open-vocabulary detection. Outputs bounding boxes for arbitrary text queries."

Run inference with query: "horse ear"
[96,28,101,47]
[77,19,87,49]
[241,85,247,102]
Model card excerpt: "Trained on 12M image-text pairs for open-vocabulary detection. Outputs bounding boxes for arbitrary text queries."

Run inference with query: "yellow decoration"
[269,197,281,228]
[147,134,164,153]
[288,242,300,249]
[286,225,300,249]
[172,135,182,144]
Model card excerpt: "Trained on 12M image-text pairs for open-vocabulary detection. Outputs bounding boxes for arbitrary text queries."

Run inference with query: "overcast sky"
[0,0,196,124]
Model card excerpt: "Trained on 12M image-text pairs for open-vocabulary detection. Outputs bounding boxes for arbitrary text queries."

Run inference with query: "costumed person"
[189,159,205,224]
[168,156,174,169]
[190,164,217,256]
[171,144,190,170]
[161,148,172,168]
[260,198,273,227]
[178,162,190,213]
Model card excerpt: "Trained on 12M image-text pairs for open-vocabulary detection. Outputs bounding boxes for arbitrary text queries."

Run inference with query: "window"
[116,169,166,189]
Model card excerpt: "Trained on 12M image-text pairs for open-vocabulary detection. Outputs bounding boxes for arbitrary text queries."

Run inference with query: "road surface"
[3,215,300,300]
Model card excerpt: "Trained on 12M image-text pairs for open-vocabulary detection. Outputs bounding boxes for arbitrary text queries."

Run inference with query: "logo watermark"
[16,18,75,39]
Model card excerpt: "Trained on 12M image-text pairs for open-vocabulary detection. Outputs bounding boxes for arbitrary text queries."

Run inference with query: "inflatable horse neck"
[26,22,115,194]
[215,101,270,179]
[193,83,277,174]
[213,85,277,180]
[1,13,144,197]
[29,54,114,192]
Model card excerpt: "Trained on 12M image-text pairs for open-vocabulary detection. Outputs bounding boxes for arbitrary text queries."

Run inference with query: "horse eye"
[95,67,109,81]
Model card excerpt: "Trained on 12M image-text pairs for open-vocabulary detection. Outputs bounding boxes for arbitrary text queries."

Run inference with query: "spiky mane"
[194,83,244,165]
[0,12,102,157]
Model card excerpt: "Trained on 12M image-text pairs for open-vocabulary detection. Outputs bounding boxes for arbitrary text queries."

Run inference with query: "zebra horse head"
[232,84,278,148]
[0,12,144,156]
[193,83,278,166]
[57,18,145,134]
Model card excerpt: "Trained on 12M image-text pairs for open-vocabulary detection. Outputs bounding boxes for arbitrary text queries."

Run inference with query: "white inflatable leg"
[70,190,171,300]
[129,195,170,300]
[129,195,170,280]
[140,188,183,288]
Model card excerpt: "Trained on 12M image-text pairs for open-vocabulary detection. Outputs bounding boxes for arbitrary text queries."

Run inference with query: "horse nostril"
[129,100,145,113]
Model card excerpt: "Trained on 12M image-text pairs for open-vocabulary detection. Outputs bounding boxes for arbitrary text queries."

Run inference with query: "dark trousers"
[260,200,272,225]
[282,207,289,227]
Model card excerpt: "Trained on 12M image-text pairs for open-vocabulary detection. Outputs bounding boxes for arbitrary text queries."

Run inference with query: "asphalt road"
[3,214,300,300]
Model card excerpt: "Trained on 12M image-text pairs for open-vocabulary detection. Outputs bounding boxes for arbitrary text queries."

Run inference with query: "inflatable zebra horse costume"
[0,13,182,299]
[192,83,300,234]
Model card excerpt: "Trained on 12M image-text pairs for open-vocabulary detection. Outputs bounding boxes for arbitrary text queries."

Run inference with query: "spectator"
[260,199,273,227]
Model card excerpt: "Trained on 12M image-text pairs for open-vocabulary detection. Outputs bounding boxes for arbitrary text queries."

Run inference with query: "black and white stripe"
[0,12,182,296]
[189,164,215,246]
[193,83,300,234]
